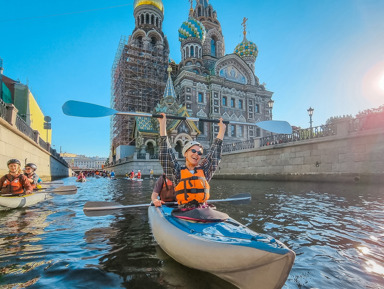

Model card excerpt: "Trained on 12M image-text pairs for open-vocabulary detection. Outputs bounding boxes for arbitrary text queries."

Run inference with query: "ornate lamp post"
[268,99,274,119]
[307,107,314,138]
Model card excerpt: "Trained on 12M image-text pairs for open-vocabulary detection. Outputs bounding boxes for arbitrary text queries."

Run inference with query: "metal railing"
[222,139,255,153]
[0,98,7,119]
[15,115,35,140]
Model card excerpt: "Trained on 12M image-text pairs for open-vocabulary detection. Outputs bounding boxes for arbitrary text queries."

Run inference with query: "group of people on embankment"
[0,159,41,196]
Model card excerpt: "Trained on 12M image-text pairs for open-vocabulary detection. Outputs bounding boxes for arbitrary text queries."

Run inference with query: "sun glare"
[380,74,384,91]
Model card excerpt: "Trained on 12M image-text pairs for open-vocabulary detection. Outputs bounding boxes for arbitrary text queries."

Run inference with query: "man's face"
[8,164,19,173]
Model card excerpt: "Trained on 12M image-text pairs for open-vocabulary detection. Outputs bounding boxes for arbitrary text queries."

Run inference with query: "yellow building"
[14,83,52,143]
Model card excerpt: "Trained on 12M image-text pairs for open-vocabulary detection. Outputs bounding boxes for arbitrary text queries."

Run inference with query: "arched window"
[137,16,140,25]
[151,37,157,46]
[198,7,202,17]
[190,46,194,57]
[211,38,216,57]
[208,8,212,17]
[137,36,143,48]
[184,48,186,60]
[141,14,144,24]
[151,15,154,25]
[156,18,159,27]
[186,46,190,58]
[146,14,149,24]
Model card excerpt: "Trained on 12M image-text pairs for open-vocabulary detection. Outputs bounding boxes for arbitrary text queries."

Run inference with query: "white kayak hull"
[0,193,49,211]
[148,206,295,289]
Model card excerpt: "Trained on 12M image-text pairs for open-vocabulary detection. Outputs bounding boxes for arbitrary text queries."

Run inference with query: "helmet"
[182,141,202,155]
[25,163,37,170]
[7,159,21,166]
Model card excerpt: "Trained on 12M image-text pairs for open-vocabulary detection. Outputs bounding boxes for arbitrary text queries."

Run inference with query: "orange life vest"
[137,172,142,179]
[1,175,25,195]
[175,168,210,205]
[160,177,175,202]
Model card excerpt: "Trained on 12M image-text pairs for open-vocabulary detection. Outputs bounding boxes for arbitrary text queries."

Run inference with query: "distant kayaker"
[149,168,154,179]
[110,171,115,178]
[78,172,85,180]
[137,170,142,179]
[157,113,226,207]
[151,173,176,207]
[24,163,40,189]
[1,159,33,196]
[130,170,135,179]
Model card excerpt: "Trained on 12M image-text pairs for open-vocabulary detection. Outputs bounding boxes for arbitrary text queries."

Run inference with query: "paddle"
[83,193,251,217]
[39,185,78,195]
[62,100,292,134]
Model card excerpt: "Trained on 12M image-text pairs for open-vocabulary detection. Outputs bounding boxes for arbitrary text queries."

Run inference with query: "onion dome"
[179,18,206,42]
[234,38,258,59]
[133,0,164,13]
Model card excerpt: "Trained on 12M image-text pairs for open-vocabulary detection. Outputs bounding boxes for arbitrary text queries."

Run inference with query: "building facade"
[111,0,274,159]
[61,153,107,170]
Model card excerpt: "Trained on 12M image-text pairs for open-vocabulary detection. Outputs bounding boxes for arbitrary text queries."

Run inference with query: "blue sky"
[1,0,384,157]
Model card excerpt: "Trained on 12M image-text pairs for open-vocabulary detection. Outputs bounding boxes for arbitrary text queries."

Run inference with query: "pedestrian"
[157,113,226,207]
[151,173,176,207]
[1,159,33,196]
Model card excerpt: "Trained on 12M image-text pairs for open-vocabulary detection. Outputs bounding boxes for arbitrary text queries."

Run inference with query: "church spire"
[242,17,248,40]
[163,65,177,99]
[189,0,194,17]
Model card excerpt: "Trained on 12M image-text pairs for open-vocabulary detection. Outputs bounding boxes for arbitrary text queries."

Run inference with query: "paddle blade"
[62,100,118,118]
[255,120,292,134]
[208,193,251,204]
[83,201,151,217]
[48,185,77,195]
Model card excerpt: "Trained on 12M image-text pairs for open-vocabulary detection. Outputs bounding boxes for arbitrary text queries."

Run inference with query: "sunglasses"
[190,149,203,156]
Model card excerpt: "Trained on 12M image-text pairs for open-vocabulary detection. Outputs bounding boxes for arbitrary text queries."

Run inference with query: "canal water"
[0,177,383,289]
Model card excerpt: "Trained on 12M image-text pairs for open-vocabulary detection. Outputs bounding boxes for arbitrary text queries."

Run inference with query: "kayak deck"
[0,193,49,211]
[149,205,295,289]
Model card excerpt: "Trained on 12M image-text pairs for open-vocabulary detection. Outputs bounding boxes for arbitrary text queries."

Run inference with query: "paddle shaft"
[62,100,292,134]
[83,194,251,212]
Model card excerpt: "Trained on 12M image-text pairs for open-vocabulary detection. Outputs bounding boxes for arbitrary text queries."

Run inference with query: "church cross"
[242,17,248,38]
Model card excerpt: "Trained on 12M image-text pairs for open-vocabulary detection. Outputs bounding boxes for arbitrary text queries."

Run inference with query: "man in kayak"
[137,170,142,179]
[24,163,41,190]
[151,173,175,207]
[1,159,33,196]
[157,113,226,207]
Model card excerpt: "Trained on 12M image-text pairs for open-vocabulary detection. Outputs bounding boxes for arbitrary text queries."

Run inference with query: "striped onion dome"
[234,38,258,59]
[133,0,164,13]
[178,18,206,42]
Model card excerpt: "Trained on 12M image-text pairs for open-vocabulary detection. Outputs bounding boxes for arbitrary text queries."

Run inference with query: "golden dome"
[133,0,164,13]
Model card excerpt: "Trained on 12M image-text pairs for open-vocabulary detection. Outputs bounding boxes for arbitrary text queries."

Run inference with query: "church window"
[238,126,243,137]
[151,37,157,46]
[231,125,236,137]
[151,15,154,25]
[146,14,149,24]
[198,92,203,103]
[211,39,216,57]
[199,121,205,134]
[187,95,191,100]
[208,8,212,17]
[187,87,191,92]
[255,104,260,113]
[198,7,202,17]
[156,18,159,27]
[222,96,227,106]
[186,46,190,58]
[141,14,144,24]
[137,36,143,48]
[214,92,218,98]
[231,98,235,108]
[191,46,194,57]
[214,100,218,105]
[239,100,243,109]
[137,16,140,25]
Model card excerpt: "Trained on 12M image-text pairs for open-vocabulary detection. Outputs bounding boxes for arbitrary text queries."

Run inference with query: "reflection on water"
[0,177,383,288]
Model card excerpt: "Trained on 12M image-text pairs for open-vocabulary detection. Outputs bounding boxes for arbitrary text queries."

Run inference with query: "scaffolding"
[110,38,169,155]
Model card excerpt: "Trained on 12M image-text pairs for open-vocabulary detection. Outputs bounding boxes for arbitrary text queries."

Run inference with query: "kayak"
[148,205,295,289]
[76,178,86,182]
[0,192,49,211]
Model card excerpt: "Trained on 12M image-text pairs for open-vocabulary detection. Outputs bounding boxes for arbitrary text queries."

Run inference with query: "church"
[110,0,274,160]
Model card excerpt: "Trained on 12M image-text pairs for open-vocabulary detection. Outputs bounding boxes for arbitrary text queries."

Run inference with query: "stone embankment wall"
[105,156,163,178]
[217,126,384,184]
[0,114,71,180]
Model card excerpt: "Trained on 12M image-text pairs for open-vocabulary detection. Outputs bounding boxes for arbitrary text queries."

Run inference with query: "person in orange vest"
[137,170,142,179]
[130,170,135,179]
[157,113,226,207]
[24,163,40,190]
[151,173,175,207]
[1,159,33,196]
